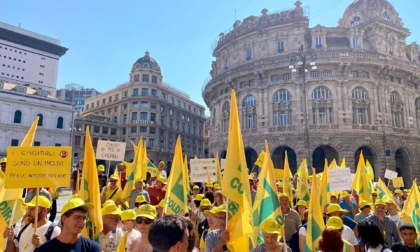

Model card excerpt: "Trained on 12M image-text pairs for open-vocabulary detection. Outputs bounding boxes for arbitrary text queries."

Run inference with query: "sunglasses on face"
[136,217,153,224]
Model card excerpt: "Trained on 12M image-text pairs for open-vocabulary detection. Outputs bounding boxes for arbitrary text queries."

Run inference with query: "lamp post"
[289,44,317,169]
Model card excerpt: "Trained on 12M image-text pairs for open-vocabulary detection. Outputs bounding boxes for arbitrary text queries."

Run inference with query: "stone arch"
[244,147,258,173]
[395,148,412,188]
[354,146,378,178]
[312,145,339,173]
[272,146,298,174]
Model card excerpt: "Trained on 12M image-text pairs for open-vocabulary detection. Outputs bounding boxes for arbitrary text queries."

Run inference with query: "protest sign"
[392,177,404,188]
[220,159,226,171]
[384,169,398,180]
[328,168,352,191]
[273,169,285,180]
[96,140,126,161]
[190,159,217,182]
[5,146,71,188]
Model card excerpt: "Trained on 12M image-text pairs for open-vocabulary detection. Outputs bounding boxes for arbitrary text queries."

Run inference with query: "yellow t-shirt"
[102,186,122,202]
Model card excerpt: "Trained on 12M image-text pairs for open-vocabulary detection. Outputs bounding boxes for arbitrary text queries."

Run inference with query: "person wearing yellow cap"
[189,185,200,213]
[99,200,123,252]
[194,198,212,226]
[393,189,403,209]
[365,199,401,246]
[97,164,108,190]
[199,206,222,251]
[205,204,231,252]
[371,190,378,203]
[326,203,359,250]
[32,196,100,252]
[129,204,157,252]
[100,174,122,206]
[279,193,301,244]
[324,216,355,252]
[157,160,167,178]
[386,199,409,227]
[4,196,61,252]
[129,179,150,209]
[354,200,372,222]
[294,200,307,224]
[119,210,141,251]
[339,191,357,219]
[254,218,292,252]
[0,157,6,173]
[146,176,167,205]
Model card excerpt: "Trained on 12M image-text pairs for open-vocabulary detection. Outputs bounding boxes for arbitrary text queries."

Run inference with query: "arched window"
[143,63,149,68]
[383,12,391,22]
[221,102,230,133]
[242,95,256,129]
[390,91,404,127]
[350,16,361,28]
[415,98,420,130]
[37,114,43,126]
[243,95,256,107]
[312,87,333,125]
[14,110,22,123]
[351,87,370,124]
[57,117,64,129]
[273,90,293,126]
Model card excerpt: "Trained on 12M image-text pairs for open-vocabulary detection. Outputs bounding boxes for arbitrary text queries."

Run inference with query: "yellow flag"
[328,159,338,169]
[254,151,265,167]
[340,157,346,168]
[297,159,310,202]
[400,179,420,239]
[215,152,223,185]
[0,116,39,201]
[116,231,128,252]
[351,152,370,202]
[221,90,254,251]
[252,140,283,244]
[320,160,331,209]
[377,178,400,211]
[366,160,374,181]
[283,151,294,208]
[79,126,103,239]
[0,199,25,248]
[305,168,325,251]
[121,139,143,202]
[130,140,138,153]
[163,136,188,215]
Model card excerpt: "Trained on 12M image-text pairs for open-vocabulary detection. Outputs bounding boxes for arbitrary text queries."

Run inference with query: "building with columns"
[83,52,206,167]
[202,0,420,187]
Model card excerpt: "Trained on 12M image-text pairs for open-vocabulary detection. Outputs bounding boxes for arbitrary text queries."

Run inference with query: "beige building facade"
[83,52,206,169]
[202,0,420,186]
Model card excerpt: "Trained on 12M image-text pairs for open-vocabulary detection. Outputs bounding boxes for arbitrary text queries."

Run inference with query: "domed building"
[82,51,206,167]
[202,0,420,186]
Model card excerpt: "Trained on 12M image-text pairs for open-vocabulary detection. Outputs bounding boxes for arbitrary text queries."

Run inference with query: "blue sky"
[1,1,418,114]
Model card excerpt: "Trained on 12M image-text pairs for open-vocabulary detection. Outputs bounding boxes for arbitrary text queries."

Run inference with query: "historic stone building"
[202,0,420,186]
[83,52,207,168]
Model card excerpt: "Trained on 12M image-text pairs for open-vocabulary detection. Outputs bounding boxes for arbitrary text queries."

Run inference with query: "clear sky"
[1,1,419,114]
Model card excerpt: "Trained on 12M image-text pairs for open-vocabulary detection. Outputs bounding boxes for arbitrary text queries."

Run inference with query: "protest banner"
[392,177,404,188]
[190,158,217,182]
[384,169,398,180]
[220,159,226,171]
[5,146,71,188]
[273,169,285,180]
[95,140,126,161]
[329,168,352,191]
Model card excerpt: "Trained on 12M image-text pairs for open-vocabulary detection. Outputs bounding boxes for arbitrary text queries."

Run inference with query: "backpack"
[289,223,306,252]
[16,222,57,242]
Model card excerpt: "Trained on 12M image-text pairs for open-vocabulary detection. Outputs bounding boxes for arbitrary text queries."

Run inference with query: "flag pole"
[34,188,39,233]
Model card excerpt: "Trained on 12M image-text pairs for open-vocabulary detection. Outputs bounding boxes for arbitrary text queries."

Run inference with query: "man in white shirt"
[99,200,123,252]
[3,195,61,252]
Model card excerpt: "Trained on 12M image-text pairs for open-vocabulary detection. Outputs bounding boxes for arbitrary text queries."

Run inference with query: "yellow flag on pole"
[297,159,310,202]
[221,89,254,251]
[79,126,103,239]
[400,180,420,239]
[254,151,265,167]
[320,161,331,210]
[0,199,25,248]
[283,151,294,208]
[121,139,143,202]
[340,157,346,168]
[305,168,325,251]
[351,152,370,202]
[252,140,283,244]
[163,136,189,215]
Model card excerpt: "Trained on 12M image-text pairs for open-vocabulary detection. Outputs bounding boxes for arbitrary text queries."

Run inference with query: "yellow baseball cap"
[216,204,227,213]
[121,209,137,221]
[359,200,371,210]
[261,218,281,234]
[0,158,6,163]
[61,195,94,215]
[193,185,200,190]
[97,165,105,171]
[278,193,289,199]
[394,189,402,195]
[101,200,122,216]
[157,176,167,185]
[374,199,386,206]
[214,183,221,190]
[326,204,349,214]
[79,158,84,163]
[371,190,378,195]
[207,206,219,215]
[120,161,127,166]
[200,198,211,207]
[296,200,307,208]
[135,195,147,204]
[26,195,51,209]
[137,204,157,220]
[110,174,119,180]
[403,189,410,193]
[206,182,213,187]
[158,161,165,165]
[386,199,397,205]
[194,194,204,201]
[327,216,343,230]
[341,191,350,198]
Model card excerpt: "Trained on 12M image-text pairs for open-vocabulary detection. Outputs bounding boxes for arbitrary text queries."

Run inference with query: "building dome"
[339,0,402,29]
[132,51,161,72]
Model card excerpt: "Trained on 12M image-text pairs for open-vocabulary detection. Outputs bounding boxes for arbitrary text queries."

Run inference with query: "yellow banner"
[392,177,404,188]
[273,168,285,180]
[5,146,71,188]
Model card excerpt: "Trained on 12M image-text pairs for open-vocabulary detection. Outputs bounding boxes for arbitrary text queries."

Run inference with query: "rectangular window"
[123,114,127,124]
[151,89,157,97]
[34,141,41,146]
[131,126,137,133]
[278,41,284,53]
[132,102,139,108]
[322,71,332,77]
[271,75,280,82]
[55,143,61,147]
[141,102,148,108]
[132,112,138,121]
[150,127,156,134]
[133,88,139,96]
[141,88,148,96]
[316,37,322,48]
[149,138,155,148]
[102,127,108,134]
[161,106,165,113]
[111,128,117,135]
[122,128,126,135]
[353,37,359,49]
[134,74,139,82]
[142,74,149,82]
[150,113,156,122]
[152,75,157,84]
[113,116,118,123]
[94,126,100,133]
[169,109,173,116]
[140,112,148,121]
[280,110,287,126]
[107,109,111,114]
[283,73,291,80]
[140,126,147,133]
[108,96,112,103]
[170,119,173,129]
[124,91,128,97]
[11,139,19,146]
[151,102,157,109]
[123,103,128,110]
[171,97,175,104]
[102,98,106,105]
[246,49,252,60]
[161,116,165,125]
[310,71,319,78]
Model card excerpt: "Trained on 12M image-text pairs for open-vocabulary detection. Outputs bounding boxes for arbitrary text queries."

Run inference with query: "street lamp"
[289,44,317,169]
